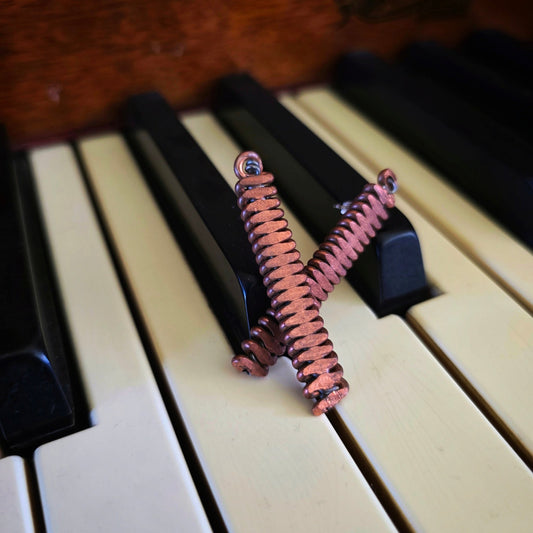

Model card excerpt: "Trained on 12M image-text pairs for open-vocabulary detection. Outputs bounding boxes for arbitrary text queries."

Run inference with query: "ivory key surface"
[0,456,36,533]
[29,145,211,533]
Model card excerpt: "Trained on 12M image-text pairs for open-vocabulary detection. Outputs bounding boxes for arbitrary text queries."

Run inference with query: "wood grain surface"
[1,0,531,145]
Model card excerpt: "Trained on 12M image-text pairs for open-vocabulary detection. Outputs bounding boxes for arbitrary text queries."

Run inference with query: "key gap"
[24,458,47,533]
[326,409,414,533]
[405,313,533,470]
[72,143,229,533]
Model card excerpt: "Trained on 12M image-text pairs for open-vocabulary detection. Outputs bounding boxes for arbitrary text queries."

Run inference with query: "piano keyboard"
[1,87,533,532]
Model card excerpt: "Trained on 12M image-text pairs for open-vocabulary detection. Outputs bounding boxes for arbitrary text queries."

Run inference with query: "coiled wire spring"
[306,169,397,305]
[232,151,397,414]
[233,151,348,415]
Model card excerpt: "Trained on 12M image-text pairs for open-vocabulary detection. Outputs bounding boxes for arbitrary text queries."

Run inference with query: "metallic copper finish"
[233,308,284,377]
[306,168,398,305]
[236,167,398,370]
[232,151,348,415]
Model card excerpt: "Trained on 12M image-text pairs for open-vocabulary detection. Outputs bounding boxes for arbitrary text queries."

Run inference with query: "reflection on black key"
[126,93,269,350]
[215,74,428,317]
[334,52,533,249]
[461,30,533,93]
[0,128,85,452]
[401,40,533,144]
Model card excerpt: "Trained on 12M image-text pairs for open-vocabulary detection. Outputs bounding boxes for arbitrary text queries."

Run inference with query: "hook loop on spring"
[234,151,263,178]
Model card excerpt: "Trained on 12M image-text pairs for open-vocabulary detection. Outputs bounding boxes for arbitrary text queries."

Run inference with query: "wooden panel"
[1,0,532,145]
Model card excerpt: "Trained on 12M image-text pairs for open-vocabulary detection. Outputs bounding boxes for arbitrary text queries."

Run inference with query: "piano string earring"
[306,168,398,305]
[233,159,398,365]
[231,151,398,414]
[233,151,348,415]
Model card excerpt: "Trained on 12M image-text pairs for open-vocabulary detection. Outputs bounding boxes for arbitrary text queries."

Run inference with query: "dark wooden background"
[1,0,532,146]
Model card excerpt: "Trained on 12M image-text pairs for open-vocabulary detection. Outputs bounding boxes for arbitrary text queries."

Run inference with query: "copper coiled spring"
[307,169,398,305]
[232,151,348,415]
[233,160,398,409]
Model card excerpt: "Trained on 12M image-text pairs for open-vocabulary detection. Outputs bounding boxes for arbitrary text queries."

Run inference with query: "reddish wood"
[0,0,531,145]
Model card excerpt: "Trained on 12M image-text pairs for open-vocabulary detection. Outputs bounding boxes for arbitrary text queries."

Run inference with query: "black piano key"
[215,73,428,317]
[339,51,532,171]
[401,40,533,144]
[461,30,533,93]
[125,93,269,350]
[0,129,84,452]
[334,52,533,249]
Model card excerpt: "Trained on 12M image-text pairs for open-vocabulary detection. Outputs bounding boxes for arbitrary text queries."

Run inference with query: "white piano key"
[29,145,211,533]
[401,199,533,453]
[181,111,533,532]
[280,95,533,461]
[78,133,396,533]
[0,456,36,533]
[290,87,533,313]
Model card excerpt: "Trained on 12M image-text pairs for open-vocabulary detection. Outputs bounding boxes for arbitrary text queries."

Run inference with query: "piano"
[1,1,533,531]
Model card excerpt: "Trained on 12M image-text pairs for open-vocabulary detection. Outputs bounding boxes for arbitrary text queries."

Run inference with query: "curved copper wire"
[232,151,348,415]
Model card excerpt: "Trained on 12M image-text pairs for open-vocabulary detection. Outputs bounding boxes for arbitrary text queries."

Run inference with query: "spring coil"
[234,167,398,378]
[307,169,398,305]
[232,151,348,415]
[236,308,284,377]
